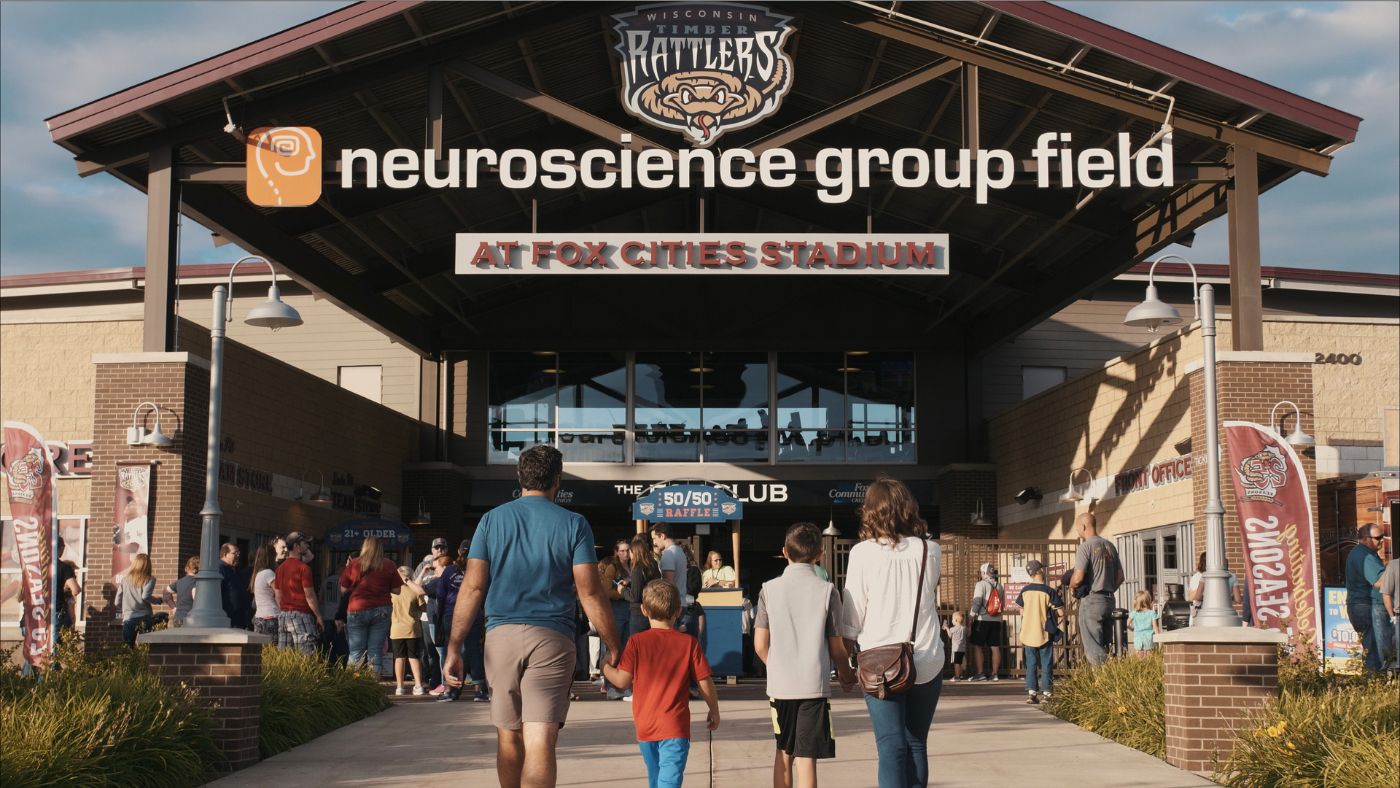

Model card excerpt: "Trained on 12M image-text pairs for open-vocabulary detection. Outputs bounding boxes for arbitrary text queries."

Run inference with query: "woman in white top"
[841,478,945,788]
[249,543,280,637]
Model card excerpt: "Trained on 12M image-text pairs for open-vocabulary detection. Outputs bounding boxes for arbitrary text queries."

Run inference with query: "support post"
[185,287,229,629]
[730,521,741,585]
[419,355,442,460]
[1227,145,1264,351]
[144,147,180,352]
[426,65,444,157]
[961,64,979,150]
[1195,284,1244,629]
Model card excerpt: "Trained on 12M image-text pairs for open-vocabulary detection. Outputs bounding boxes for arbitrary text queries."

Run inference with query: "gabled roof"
[44,2,1364,356]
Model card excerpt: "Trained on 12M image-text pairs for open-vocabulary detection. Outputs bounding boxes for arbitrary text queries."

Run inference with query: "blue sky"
[1,1,1396,275]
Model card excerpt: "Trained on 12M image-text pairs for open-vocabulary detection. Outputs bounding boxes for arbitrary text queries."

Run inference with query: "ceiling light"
[837,366,861,373]
[689,367,714,373]
[969,498,993,528]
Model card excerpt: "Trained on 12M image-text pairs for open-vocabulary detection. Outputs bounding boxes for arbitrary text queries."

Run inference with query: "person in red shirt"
[603,579,720,788]
[273,532,322,653]
[339,535,408,677]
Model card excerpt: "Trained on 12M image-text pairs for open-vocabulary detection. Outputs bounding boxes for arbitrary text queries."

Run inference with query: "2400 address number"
[1314,353,1362,365]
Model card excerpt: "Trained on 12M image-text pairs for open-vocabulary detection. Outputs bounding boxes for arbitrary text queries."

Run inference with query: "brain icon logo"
[246,126,322,207]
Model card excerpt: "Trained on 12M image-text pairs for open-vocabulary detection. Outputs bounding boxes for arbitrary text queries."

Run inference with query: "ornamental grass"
[257,645,389,758]
[1046,643,1400,785]
[0,637,222,788]
[1043,651,1166,758]
[1,636,389,786]
[1219,646,1398,788]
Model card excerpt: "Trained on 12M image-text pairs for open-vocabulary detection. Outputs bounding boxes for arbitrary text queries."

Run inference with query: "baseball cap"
[979,562,999,578]
[458,539,471,553]
[431,537,448,549]
[1026,559,1045,575]
[285,531,308,548]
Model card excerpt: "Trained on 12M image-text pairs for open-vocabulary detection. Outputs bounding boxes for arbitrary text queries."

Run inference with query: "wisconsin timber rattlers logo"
[613,3,795,146]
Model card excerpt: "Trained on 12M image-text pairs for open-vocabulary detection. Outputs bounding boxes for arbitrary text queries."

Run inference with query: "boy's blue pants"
[638,738,691,788]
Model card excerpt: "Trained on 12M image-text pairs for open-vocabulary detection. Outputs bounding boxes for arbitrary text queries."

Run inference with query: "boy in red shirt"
[603,579,720,788]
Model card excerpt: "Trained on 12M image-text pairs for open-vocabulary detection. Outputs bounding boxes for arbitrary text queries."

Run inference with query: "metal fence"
[821,535,1086,672]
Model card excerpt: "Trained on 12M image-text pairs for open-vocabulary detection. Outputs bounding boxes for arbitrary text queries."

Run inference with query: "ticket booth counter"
[634,482,746,676]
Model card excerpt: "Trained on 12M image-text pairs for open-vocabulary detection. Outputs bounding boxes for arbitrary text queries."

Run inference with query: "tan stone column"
[1157,627,1285,776]
[140,628,273,771]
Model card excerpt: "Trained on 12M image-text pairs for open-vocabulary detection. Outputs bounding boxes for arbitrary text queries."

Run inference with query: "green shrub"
[1044,652,1165,758]
[1219,674,1399,788]
[0,637,222,788]
[258,646,389,758]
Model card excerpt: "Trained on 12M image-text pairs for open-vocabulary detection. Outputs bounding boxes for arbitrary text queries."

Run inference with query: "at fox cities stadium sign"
[614,3,795,146]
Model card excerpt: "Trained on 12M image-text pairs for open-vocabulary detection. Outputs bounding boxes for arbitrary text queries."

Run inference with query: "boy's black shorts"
[770,697,836,759]
[391,637,422,658]
[952,650,966,665]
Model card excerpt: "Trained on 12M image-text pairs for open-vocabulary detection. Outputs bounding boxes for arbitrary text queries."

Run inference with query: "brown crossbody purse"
[856,539,927,699]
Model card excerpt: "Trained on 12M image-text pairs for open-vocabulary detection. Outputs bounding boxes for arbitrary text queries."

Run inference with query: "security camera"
[1014,487,1043,505]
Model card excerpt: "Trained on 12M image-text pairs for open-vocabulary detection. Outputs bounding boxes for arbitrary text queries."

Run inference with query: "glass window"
[337,365,382,403]
[1022,366,1067,400]
[777,352,915,463]
[557,353,627,430]
[635,353,702,462]
[702,352,769,462]
[490,353,558,430]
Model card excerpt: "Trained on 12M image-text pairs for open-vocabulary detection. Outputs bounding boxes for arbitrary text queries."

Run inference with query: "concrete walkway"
[212,682,1212,787]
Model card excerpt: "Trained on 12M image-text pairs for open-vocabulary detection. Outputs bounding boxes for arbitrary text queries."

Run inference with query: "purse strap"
[908,538,928,644]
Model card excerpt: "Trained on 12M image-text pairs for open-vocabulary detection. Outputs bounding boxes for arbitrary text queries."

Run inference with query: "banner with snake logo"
[614,3,795,146]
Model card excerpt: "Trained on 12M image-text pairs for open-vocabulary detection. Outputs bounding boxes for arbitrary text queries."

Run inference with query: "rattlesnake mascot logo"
[1235,444,1289,503]
[614,3,795,146]
[3,447,45,504]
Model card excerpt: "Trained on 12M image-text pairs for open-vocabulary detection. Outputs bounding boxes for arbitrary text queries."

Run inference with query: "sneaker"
[623,694,633,703]
[394,686,406,696]
[1026,692,1040,705]
[990,675,1001,682]
[473,692,490,702]
[413,685,426,696]
[436,694,457,703]
[429,684,447,696]
[1041,691,1052,701]
[969,674,987,682]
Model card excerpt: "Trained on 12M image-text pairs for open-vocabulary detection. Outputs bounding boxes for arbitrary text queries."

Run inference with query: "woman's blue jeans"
[864,676,943,788]
[1024,644,1053,693]
[601,600,631,695]
[346,605,392,676]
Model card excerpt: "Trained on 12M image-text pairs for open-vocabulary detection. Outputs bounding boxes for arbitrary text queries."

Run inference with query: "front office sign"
[456,234,948,274]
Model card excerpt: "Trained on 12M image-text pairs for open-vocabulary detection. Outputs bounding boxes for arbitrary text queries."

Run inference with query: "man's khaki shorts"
[484,624,576,730]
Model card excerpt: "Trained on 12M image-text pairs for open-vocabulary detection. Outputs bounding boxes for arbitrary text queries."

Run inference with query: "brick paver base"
[1161,635,1281,775]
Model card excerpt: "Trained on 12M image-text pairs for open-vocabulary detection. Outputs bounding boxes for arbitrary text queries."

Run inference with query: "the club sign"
[455,233,948,275]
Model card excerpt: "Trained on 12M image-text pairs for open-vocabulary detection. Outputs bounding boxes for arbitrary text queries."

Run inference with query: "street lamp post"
[185,256,303,629]
[1125,255,1242,629]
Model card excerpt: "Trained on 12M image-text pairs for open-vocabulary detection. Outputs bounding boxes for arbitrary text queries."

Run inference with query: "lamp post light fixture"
[409,496,432,527]
[1125,254,1241,628]
[308,472,333,504]
[1059,467,1093,504]
[126,401,174,447]
[186,256,303,629]
[969,498,993,528]
[1270,400,1316,448]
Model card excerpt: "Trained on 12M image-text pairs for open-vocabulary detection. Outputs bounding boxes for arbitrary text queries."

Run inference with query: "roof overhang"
[45,1,1361,356]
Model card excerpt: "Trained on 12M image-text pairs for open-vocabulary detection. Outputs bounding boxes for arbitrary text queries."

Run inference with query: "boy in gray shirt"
[755,523,857,788]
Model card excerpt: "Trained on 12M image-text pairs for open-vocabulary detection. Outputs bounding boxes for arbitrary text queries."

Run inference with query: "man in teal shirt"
[444,445,621,787]
[1344,524,1387,672]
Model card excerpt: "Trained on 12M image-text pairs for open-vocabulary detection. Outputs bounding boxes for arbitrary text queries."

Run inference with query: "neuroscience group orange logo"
[246,126,322,207]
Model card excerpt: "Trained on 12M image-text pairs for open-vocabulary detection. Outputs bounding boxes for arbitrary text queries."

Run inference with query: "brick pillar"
[140,629,271,771]
[85,353,209,646]
[1158,627,1286,776]
[935,464,997,538]
[1187,354,1316,578]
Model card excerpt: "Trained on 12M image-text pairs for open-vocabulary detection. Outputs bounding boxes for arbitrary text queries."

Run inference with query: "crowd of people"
[102,445,1394,788]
